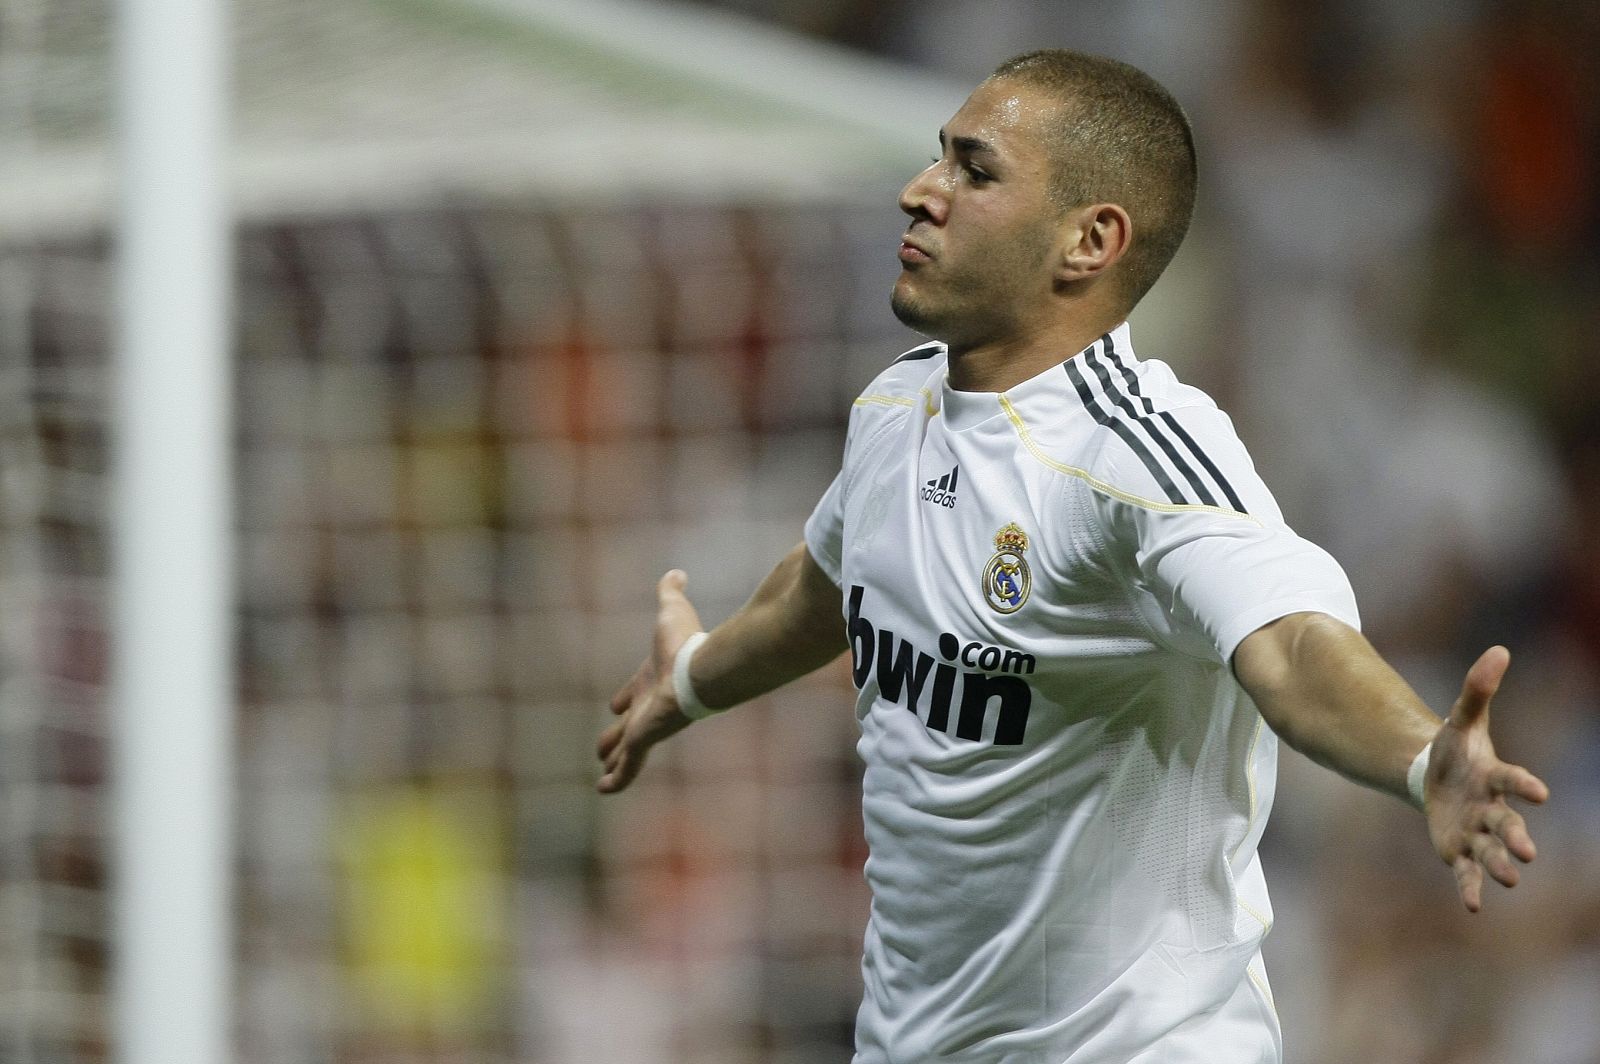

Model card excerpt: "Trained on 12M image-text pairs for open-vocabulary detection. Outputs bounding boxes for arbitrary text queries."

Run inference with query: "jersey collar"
[941,321,1135,432]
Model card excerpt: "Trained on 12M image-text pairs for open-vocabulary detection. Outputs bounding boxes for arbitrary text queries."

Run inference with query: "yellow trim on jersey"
[852,390,940,416]
[1232,715,1265,865]
[853,394,917,409]
[998,396,1260,523]
[1246,961,1279,1018]
[1237,897,1272,933]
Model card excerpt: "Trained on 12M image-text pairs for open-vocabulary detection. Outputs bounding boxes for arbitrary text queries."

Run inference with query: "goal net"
[0,0,960,1059]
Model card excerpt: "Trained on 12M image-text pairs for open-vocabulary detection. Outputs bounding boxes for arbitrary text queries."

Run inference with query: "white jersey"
[804,322,1358,1063]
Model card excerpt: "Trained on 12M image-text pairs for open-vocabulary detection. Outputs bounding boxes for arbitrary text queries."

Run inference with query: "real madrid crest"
[982,523,1032,614]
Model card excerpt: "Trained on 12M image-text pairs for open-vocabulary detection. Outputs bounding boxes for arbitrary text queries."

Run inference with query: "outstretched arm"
[1234,612,1549,912]
[596,541,846,794]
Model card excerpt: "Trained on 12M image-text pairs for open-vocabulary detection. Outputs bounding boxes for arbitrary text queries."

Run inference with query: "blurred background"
[2,0,1598,1060]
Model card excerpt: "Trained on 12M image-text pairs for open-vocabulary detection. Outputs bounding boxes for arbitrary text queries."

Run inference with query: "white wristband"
[672,632,717,721]
[1407,741,1433,812]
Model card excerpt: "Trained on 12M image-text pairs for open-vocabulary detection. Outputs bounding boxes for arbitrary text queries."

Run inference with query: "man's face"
[891,78,1068,346]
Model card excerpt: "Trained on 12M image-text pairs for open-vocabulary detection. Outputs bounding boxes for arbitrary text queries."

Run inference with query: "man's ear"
[1055,203,1132,285]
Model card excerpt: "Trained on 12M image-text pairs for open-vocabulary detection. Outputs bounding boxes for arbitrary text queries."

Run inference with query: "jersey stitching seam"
[1000,396,1259,522]
[1041,404,1203,660]
[1237,895,1272,932]
[1232,716,1266,866]
[841,401,914,502]
[1016,397,1242,661]
[852,390,941,418]
[852,393,917,409]
[1246,961,1279,1018]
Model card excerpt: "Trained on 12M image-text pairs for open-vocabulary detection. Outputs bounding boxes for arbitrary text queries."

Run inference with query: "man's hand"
[1425,646,1550,912]
[596,569,703,794]
[595,542,846,795]
[1234,614,1554,914]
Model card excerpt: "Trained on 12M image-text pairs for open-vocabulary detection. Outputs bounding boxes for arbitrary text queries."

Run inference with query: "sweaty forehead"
[946,78,1064,163]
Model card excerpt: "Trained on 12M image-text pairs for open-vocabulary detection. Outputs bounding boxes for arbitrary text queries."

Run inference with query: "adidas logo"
[921,464,959,508]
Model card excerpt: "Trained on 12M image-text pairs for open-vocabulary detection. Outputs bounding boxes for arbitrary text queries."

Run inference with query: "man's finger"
[1453,855,1483,913]
[1490,763,1550,805]
[657,569,688,607]
[597,747,628,791]
[653,571,707,675]
[1472,834,1521,889]
[597,720,624,761]
[611,660,652,715]
[598,746,647,794]
[609,682,633,716]
[1449,645,1510,728]
[1484,805,1536,863]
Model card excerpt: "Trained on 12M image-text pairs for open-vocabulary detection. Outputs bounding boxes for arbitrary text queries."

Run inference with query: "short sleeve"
[1091,429,1360,665]
[1128,508,1360,663]
[804,468,845,586]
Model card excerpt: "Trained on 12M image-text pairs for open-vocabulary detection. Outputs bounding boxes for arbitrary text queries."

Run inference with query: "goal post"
[110,0,234,1059]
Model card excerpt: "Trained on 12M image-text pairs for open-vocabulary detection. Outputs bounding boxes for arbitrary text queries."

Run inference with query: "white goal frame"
[111,0,234,1060]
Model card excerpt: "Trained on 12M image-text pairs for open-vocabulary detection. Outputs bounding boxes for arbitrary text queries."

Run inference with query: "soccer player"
[596,50,1548,1062]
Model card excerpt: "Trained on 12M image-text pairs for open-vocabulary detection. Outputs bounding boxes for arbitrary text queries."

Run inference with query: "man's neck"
[944,314,1123,393]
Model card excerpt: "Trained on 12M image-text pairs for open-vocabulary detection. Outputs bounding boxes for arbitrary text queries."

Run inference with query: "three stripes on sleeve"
[1065,333,1247,513]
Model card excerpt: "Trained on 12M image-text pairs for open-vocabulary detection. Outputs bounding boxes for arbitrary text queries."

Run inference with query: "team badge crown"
[993,523,1029,553]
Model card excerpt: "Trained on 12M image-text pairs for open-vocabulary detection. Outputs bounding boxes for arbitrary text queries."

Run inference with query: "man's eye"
[965,166,992,183]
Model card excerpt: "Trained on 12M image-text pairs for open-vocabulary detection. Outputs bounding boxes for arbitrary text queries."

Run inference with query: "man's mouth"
[899,237,933,264]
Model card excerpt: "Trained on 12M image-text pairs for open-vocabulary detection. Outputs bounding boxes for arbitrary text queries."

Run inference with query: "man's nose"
[898,162,947,224]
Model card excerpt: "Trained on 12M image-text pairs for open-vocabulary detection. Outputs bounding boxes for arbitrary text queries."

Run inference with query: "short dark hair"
[990,50,1197,310]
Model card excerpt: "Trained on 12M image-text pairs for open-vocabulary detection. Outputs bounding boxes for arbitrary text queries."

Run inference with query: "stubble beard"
[889,278,936,335]
[891,227,1050,346]
[890,268,980,340]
